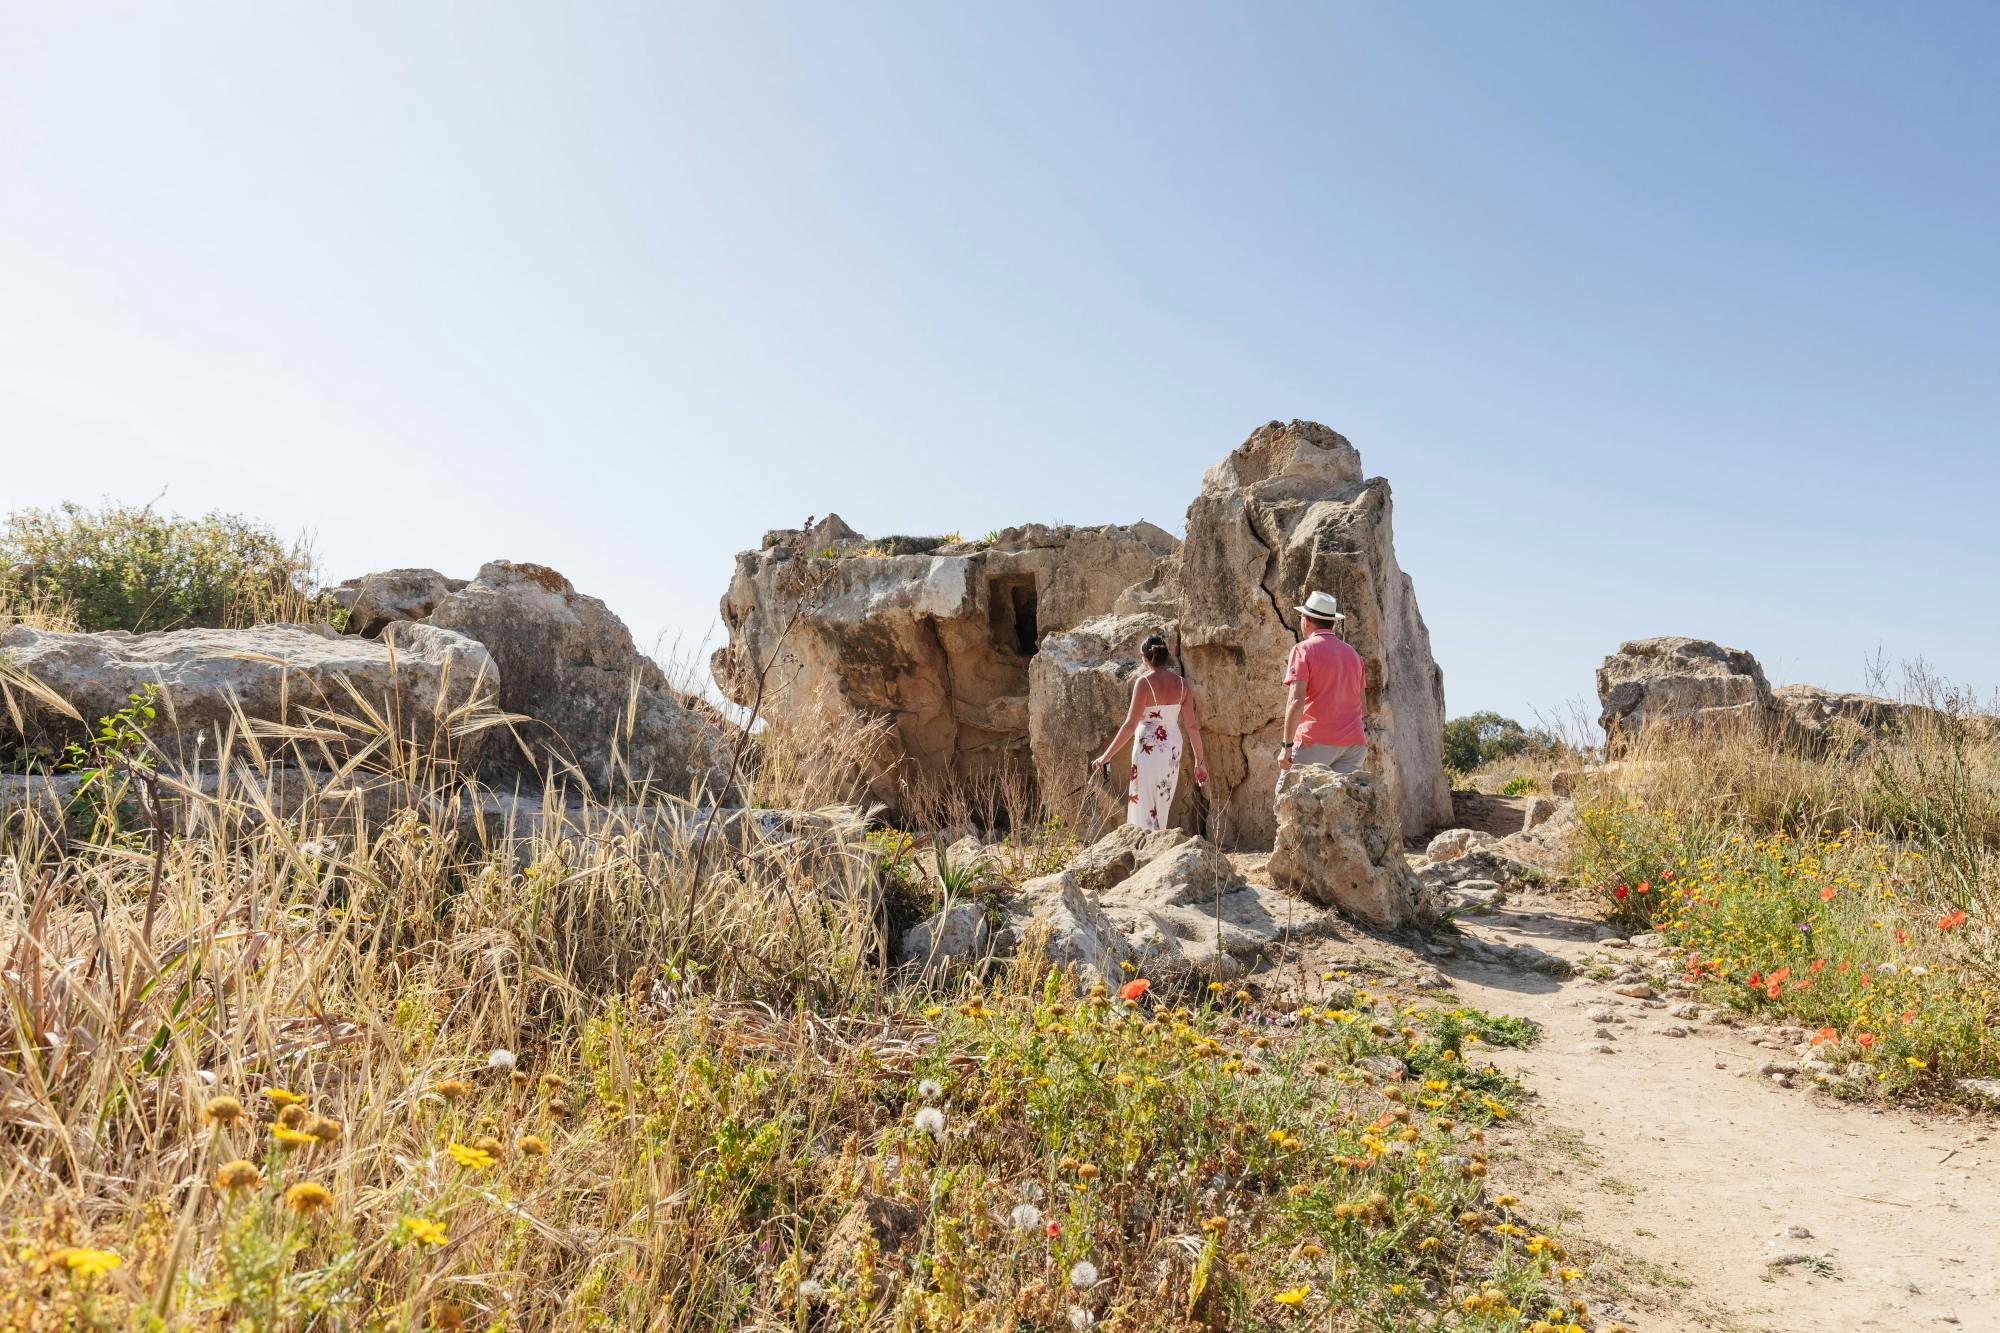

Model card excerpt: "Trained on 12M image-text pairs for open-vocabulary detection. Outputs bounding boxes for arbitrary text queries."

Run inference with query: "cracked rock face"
[430,561,732,797]
[1178,421,1450,846]
[1596,636,1774,751]
[714,519,1176,816]
[716,420,1451,845]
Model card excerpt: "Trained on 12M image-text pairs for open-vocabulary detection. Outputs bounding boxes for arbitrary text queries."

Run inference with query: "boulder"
[1423,827,1494,862]
[1110,882,1330,982]
[1418,842,1539,892]
[901,902,992,971]
[335,568,465,637]
[916,825,1332,985]
[1063,822,1198,893]
[1267,767,1423,929]
[992,871,1130,987]
[1596,637,1774,751]
[1772,684,1932,756]
[1178,421,1450,846]
[714,518,1176,816]
[0,621,495,771]
[1098,832,1238,909]
[1521,795,1568,831]
[430,561,730,797]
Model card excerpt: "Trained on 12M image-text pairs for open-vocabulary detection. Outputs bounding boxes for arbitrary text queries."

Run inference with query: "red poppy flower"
[1811,1027,1837,1047]
[1119,978,1151,1001]
[1860,974,1872,987]
[1856,1032,1877,1049]
[1769,967,1792,986]
[1810,959,1826,972]
[1615,886,1629,901]
[1895,929,1908,944]
[1836,960,1849,972]
[1636,881,1651,894]
[1766,984,1782,999]
[1747,972,1762,986]
[1820,885,1836,902]
[1047,1221,1060,1237]
[1939,910,1968,930]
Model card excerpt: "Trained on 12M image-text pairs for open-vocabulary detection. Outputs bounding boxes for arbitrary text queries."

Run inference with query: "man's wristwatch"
[1280,741,1294,752]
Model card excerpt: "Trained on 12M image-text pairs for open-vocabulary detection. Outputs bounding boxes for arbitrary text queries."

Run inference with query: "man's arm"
[1279,679,1306,769]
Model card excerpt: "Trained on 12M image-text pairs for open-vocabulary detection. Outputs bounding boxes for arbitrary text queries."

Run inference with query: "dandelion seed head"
[1068,1306,1095,1330]
[488,1048,517,1072]
[917,1077,943,1101]
[913,1106,946,1138]
[1010,1203,1041,1229]
[1068,1259,1099,1289]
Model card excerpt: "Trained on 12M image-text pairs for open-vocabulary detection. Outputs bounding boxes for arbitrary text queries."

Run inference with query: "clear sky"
[5,3,1996,728]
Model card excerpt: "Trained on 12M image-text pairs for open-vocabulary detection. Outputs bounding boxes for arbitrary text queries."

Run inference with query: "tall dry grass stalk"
[0,677,886,1326]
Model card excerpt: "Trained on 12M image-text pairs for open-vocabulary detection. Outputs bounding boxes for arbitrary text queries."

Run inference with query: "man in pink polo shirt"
[1277,590,1366,789]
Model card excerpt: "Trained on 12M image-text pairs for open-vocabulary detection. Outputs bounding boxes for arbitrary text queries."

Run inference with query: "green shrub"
[1442,711,1552,773]
[0,500,327,633]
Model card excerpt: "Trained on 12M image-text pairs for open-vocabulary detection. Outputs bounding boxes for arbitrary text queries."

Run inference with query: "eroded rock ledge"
[715,421,1453,847]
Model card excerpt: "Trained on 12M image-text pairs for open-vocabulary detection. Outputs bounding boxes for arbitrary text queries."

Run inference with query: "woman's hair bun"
[1140,634,1172,667]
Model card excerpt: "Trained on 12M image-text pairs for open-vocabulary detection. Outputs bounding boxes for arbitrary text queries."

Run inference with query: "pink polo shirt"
[1283,631,1366,747]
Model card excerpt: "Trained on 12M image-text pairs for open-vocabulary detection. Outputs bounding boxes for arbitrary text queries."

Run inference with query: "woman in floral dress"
[1090,635,1208,831]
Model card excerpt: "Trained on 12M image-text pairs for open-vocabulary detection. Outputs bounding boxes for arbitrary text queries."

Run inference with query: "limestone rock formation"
[0,621,495,770]
[1596,637,1774,750]
[714,519,1176,814]
[430,561,731,796]
[332,568,465,637]
[719,421,1452,846]
[1267,768,1424,929]
[1178,421,1449,844]
[902,824,1335,984]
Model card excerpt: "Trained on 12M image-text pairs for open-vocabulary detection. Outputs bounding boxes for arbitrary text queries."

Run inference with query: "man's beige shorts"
[1278,744,1367,794]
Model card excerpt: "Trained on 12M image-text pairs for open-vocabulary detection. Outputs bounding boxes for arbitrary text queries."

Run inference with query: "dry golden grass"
[0,673,1603,1330]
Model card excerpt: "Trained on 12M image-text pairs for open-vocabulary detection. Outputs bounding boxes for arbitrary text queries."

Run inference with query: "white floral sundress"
[1127,680,1183,831]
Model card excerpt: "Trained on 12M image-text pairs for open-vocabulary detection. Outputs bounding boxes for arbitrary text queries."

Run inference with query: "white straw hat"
[1294,590,1345,621]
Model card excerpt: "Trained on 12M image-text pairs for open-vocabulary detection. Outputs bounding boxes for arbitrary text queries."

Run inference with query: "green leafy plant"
[1,500,329,632]
[1442,711,1553,774]
[61,684,160,847]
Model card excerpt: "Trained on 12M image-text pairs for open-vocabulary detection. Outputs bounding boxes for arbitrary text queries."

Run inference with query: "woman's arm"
[1182,684,1209,785]
[1092,682,1144,771]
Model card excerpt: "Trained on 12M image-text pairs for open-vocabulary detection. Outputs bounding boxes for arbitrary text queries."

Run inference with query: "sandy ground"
[1285,897,2000,1332]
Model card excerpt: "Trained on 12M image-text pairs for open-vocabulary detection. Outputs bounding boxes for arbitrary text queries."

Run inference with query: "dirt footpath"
[1425,901,1999,1332]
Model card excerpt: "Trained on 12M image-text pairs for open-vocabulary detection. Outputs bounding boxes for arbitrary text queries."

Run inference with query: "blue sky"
[4,3,1996,727]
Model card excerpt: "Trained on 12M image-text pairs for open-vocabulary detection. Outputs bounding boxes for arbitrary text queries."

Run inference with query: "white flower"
[487,1048,517,1072]
[917,1077,943,1101]
[1068,1307,1095,1330]
[1010,1203,1042,1230]
[914,1106,946,1138]
[797,1279,826,1300]
[1068,1259,1099,1290]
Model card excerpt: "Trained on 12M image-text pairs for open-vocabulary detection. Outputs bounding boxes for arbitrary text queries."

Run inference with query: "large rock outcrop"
[429,561,731,796]
[1597,637,1774,750]
[717,421,1452,847]
[330,568,465,637]
[0,621,495,771]
[1267,768,1424,929]
[1175,421,1450,845]
[713,519,1176,814]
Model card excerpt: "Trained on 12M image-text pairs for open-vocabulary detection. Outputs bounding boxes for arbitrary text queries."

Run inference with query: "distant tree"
[1442,711,1553,773]
[0,500,324,633]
